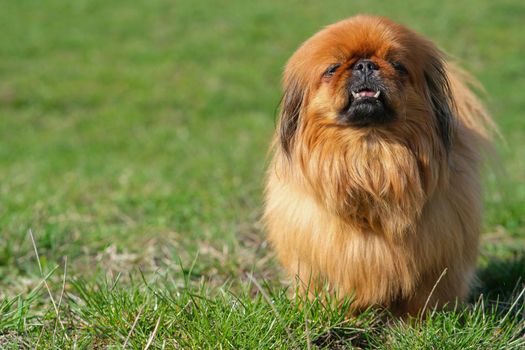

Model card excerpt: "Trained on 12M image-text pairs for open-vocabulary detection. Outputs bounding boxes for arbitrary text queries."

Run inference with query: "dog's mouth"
[351,88,381,100]
[339,85,394,126]
[349,86,386,106]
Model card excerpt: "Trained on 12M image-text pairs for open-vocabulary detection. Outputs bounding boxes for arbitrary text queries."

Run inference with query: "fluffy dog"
[263,15,494,316]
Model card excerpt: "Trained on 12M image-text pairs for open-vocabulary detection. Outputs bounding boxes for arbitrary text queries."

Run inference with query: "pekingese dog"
[264,15,494,316]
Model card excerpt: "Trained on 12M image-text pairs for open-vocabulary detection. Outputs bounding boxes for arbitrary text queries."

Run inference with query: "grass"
[0,0,524,348]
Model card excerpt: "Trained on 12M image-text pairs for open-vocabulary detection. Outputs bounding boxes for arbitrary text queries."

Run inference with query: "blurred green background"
[1,0,524,299]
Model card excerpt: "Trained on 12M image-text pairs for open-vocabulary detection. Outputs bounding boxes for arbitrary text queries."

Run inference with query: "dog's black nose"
[353,59,379,76]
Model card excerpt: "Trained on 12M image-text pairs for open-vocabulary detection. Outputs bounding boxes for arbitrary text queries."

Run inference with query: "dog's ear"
[278,78,305,156]
[424,58,456,152]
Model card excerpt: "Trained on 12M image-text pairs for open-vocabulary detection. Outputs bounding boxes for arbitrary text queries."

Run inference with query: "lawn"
[0,0,524,348]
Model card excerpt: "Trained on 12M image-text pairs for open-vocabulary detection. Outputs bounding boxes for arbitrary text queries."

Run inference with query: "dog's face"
[279,15,454,156]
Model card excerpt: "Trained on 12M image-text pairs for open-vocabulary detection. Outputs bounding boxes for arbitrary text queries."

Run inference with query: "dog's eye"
[322,64,341,78]
[392,62,408,75]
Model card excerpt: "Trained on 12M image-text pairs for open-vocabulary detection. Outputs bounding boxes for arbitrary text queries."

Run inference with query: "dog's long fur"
[263,15,494,316]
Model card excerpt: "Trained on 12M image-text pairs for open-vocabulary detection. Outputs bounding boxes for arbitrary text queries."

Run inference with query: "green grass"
[0,0,524,348]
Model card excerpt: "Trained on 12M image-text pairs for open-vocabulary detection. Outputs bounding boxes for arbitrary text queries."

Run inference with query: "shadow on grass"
[472,250,525,303]
[312,326,378,350]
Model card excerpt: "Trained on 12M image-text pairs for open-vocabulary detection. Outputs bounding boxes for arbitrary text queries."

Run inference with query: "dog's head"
[278,15,455,156]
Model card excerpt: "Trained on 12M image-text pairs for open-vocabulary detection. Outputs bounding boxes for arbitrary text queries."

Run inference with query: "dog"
[263,15,494,316]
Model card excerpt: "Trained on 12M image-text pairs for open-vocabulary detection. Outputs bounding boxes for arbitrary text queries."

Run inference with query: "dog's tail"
[447,63,499,146]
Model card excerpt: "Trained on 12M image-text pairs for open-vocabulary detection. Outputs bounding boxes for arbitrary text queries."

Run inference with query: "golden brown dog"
[263,15,494,316]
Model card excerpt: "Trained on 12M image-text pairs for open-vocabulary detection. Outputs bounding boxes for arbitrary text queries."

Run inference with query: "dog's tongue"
[359,90,376,97]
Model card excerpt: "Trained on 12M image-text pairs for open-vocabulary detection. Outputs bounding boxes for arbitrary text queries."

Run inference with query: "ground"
[0,0,524,348]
